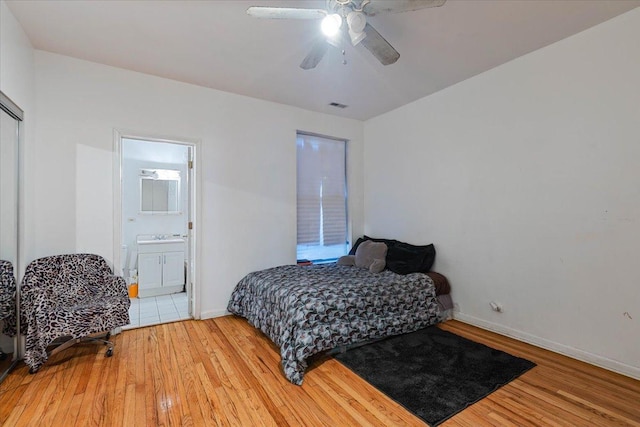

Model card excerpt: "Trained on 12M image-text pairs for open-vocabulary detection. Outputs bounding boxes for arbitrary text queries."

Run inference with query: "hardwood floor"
[0,317,638,426]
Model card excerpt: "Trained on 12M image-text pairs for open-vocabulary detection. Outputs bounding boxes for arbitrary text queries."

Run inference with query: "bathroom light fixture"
[140,169,180,180]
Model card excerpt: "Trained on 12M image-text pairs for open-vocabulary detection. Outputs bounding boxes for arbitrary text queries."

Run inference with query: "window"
[296,132,348,263]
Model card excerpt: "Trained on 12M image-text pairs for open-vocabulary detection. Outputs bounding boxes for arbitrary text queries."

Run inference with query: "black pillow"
[386,240,435,275]
[349,235,435,275]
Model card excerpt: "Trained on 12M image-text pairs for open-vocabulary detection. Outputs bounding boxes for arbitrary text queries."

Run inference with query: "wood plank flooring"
[0,317,638,426]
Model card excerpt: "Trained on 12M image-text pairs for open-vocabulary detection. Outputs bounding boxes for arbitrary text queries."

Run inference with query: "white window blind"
[296,132,348,262]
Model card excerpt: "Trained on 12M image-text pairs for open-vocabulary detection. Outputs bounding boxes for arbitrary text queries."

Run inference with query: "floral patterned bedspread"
[227,264,441,385]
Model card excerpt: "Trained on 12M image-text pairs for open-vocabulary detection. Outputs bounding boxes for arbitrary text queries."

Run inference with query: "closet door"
[0,91,22,383]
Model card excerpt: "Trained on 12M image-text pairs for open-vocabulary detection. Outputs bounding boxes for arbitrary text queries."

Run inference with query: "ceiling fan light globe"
[347,11,366,33]
[321,14,342,37]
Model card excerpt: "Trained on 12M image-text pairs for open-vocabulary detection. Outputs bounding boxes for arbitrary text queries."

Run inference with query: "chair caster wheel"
[29,367,39,374]
[105,332,111,341]
[105,348,113,357]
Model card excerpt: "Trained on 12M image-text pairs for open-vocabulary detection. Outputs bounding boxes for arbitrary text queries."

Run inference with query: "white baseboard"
[454,312,640,381]
[200,309,230,320]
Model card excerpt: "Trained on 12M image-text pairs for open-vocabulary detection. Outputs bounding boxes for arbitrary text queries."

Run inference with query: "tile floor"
[123,292,190,330]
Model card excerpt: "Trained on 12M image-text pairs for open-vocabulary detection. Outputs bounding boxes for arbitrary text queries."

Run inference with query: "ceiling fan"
[247,0,446,70]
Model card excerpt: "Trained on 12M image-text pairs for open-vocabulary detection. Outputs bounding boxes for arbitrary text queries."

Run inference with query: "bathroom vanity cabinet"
[137,239,185,298]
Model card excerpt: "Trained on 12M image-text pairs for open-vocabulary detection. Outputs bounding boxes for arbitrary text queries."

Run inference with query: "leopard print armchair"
[20,254,130,372]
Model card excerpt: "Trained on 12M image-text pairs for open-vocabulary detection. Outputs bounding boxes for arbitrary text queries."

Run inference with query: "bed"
[227,244,449,385]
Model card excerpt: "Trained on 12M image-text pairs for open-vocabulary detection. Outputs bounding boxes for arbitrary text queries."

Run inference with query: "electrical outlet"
[490,301,503,312]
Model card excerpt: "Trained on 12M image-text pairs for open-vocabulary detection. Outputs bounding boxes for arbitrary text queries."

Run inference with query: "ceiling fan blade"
[363,0,446,16]
[360,23,400,65]
[300,40,330,70]
[247,7,326,20]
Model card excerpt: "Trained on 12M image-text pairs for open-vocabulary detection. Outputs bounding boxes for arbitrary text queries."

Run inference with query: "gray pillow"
[369,258,386,273]
[355,240,387,273]
[337,255,356,266]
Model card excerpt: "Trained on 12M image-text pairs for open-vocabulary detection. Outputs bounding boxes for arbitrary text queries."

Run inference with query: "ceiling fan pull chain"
[342,49,347,65]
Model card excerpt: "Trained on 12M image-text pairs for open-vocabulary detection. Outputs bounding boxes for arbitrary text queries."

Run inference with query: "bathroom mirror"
[139,169,181,214]
[0,91,22,382]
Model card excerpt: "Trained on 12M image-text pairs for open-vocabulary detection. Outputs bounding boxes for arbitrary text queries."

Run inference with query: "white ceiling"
[6,0,639,120]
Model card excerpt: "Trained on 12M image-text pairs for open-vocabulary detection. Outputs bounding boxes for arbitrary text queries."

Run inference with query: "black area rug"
[334,326,536,426]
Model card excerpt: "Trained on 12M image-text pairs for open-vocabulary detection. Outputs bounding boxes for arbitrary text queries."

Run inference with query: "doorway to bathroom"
[114,134,198,329]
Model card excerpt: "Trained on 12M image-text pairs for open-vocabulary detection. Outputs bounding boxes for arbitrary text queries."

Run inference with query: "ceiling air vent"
[329,102,348,109]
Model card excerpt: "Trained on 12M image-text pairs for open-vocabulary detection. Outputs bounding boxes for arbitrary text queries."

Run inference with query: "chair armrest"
[20,278,56,312]
[99,275,129,299]
[19,281,57,335]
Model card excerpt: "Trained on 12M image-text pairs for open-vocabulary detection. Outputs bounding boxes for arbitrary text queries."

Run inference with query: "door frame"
[112,129,202,319]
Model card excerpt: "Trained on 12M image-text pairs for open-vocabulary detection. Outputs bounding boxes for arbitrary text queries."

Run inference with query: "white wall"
[32,51,364,318]
[364,8,640,378]
[0,0,33,119]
